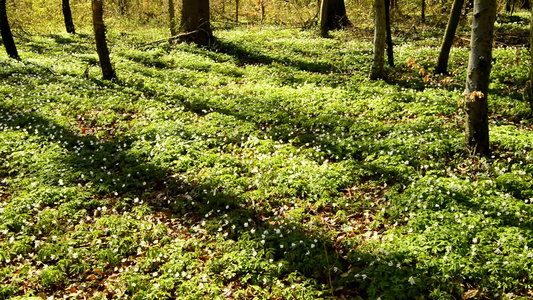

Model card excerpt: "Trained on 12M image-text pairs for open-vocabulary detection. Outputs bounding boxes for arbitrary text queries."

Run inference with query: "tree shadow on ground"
[0,103,427,298]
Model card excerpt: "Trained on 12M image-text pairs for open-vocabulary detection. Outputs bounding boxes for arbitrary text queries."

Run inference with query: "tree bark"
[326,0,351,30]
[464,0,497,155]
[421,0,425,23]
[236,0,239,22]
[0,0,19,59]
[62,0,76,34]
[385,0,394,67]
[525,1,533,111]
[370,0,386,80]
[180,0,213,45]
[169,0,177,36]
[92,0,116,80]
[436,0,464,74]
[320,0,329,37]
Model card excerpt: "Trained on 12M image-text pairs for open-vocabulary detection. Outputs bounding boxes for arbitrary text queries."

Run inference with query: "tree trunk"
[236,0,239,22]
[326,0,351,30]
[92,0,116,80]
[320,0,329,37]
[385,0,394,67]
[370,0,386,80]
[464,0,497,155]
[506,0,512,11]
[180,0,213,45]
[436,0,464,74]
[0,0,19,60]
[421,0,425,23]
[62,0,76,34]
[169,0,177,36]
[524,1,533,111]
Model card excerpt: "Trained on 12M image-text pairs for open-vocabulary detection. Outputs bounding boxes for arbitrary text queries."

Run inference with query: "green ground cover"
[1,18,533,299]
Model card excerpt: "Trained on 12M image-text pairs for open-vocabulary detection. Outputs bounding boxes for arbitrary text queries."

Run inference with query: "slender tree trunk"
[236,0,239,22]
[421,0,426,23]
[169,0,177,36]
[62,0,76,34]
[525,2,533,111]
[506,0,512,11]
[180,0,213,45]
[370,0,386,80]
[436,0,464,74]
[385,0,394,67]
[92,0,116,80]
[464,0,497,155]
[320,0,329,37]
[326,0,351,30]
[0,0,19,59]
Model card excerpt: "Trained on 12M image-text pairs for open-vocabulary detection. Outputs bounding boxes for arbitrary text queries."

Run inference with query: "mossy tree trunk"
[385,0,394,67]
[319,0,329,37]
[436,0,464,74]
[326,0,350,30]
[464,0,497,155]
[92,0,116,80]
[0,0,19,59]
[180,0,213,45]
[169,0,177,36]
[62,0,76,34]
[370,0,386,80]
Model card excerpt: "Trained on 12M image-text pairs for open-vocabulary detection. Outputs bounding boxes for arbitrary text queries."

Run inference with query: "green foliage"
[0,21,532,299]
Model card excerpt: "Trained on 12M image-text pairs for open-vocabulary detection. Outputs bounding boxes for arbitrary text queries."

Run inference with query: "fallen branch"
[137,30,199,48]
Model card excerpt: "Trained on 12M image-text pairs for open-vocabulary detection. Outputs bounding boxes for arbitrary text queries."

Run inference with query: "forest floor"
[1,13,533,300]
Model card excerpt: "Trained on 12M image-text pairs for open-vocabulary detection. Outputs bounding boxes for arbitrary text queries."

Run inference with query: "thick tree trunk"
[320,0,329,37]
[464,0,497,155]
[326,0,351,30]
[0,0,19,59]
[370,0,386,80]
[92,0,116,80]
[180,0,213,45]
[62,0,76,34]
[169,0,177,36]
[385,0,394,67]
[436,0,464,74]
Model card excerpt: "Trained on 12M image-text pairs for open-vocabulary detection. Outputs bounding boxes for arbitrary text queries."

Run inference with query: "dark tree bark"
[326,0,351,30]
[421,0,426,23]
[0,0,18,60]
[506,0,512,11]
[370,0,386,80]
[436,0,464,74]
[236,0,239,22]
[385,0,394,67]
[62,0,76,34]
[180,0,213,45]
[92,0,116,80]
[169,0,177,36]
[320,0,329,37]
[464,0,497,155]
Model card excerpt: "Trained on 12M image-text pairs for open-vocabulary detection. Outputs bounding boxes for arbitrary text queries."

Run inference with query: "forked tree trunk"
[385,0,394,67]
[370,0,386,80]
[62,0,76,34]
[320,0,329,37]
[169,0,177,36]
[436,0,464,74]
[0,0,19,59]
[464,0,497,155]
[326,0,351,30]
[180,0,213,45]
[92,0,116,80]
